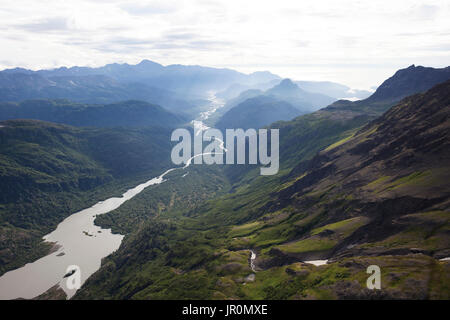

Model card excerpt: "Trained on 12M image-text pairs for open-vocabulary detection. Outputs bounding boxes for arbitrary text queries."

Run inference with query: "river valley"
[0,93,225,299]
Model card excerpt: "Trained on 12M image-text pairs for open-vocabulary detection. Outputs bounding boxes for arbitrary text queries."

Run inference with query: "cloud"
[77,32,234,55]
[414,4,439,20]
[337,36,360,48]
[119,2,177,16]
[16,17,71,33]
[295,41,310,48]
[395,31,434,37]
[422,44,450,52]
[184,40,233,50]
[164,33,198,40]
[0,0,448,89]
[108,36,154,46]
[91,43,150,54]
[96,37,233,53]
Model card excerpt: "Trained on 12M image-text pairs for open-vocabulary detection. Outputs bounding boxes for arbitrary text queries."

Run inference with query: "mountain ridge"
[214,78,337,129]
[326,64,450,115]
[1,59,281,97]
[215,95,302,130]
[0,99,186,128]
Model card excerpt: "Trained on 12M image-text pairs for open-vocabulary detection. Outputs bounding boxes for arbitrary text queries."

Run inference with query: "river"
[0,93,225,300]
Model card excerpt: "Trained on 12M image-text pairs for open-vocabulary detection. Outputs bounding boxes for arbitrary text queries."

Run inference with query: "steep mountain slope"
[0,120,174,275]
[366,64,450,103]
[215,96,302,130]
[75,81,450,300]
[0,99,186,128]
[260,80,450,262]
[271,65,450,169]
[327,65,450,114]
[220,65,450,190]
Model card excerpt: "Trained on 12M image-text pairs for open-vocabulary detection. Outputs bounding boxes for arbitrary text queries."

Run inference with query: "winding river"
[0,93,225,300]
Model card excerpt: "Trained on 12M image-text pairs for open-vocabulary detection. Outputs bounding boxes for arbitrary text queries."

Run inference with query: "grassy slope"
[75,82,450,300]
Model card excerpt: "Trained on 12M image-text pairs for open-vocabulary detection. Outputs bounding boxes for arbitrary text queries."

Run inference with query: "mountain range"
[217,79,372,102]
[214,78,338,129]
[0,62,449,300]
[220,79,336,113]
[0,60,280,100]
[0,71,200,116]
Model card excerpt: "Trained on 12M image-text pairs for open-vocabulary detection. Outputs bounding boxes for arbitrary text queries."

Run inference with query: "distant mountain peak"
[267,78,301,94]
[251,71,274,75]
[137,59,161,66]
[2,67,34,74]
[278,78,298,89]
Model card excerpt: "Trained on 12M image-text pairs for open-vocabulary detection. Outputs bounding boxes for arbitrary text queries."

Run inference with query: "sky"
[0,0,449,90]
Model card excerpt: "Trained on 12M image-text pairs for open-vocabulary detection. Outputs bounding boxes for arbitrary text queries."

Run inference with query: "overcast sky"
[0,0,449,89]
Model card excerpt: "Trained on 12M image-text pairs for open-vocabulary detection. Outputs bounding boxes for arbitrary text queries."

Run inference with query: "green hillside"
[74,82,450,299]
[0,119,173,275]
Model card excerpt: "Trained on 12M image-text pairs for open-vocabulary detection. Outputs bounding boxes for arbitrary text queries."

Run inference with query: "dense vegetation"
[0,119,174,275]
[75,80,450,299]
